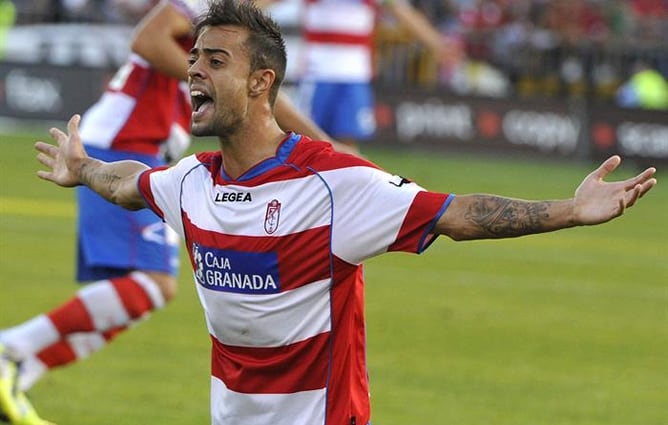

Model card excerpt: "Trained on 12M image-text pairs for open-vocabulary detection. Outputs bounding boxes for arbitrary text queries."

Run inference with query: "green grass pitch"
[1,126,666,425]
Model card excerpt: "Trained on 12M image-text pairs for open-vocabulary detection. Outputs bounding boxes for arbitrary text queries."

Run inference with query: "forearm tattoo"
[465,195,551,237]
[79,162,122,198]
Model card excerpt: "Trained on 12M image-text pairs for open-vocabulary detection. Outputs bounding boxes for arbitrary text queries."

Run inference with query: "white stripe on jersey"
[142,156,200,238]
[181,173,332,237]
[79,91,136,149]
[199,277,331,347]
[302,44,372,82]
[303,3,375,35]
[210,376,326,425]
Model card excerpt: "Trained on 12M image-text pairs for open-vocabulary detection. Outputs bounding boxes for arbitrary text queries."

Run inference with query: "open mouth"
[191,90,213,113]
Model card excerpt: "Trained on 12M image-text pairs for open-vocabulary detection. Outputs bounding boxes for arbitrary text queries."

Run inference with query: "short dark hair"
[194,0,287,105]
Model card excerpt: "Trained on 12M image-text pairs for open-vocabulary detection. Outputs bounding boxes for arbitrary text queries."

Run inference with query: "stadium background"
[0,1,666,424]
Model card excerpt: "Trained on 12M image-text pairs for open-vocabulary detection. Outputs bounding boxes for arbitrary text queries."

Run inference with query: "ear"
[248,69,276,98]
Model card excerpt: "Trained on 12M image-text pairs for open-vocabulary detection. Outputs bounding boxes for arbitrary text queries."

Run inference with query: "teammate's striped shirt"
[78,0,207,155]
[301,0,382,82]
[138,134,453,425]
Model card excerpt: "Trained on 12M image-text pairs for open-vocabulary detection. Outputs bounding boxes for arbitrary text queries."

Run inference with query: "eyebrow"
[189,47,231,57]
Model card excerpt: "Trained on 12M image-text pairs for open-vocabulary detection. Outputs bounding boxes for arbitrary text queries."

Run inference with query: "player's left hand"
[573,155,657,225]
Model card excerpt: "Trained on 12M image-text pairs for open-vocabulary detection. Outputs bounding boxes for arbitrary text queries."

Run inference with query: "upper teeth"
[191,90,205,97]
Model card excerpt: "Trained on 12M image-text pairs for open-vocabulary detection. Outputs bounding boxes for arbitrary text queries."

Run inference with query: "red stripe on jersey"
[277,228,332,290]
[389,191,450,253]
[109,63,149,96]
[183,217,332,292]
[305,32,372,46]
[112,72,190,155]
[210,331,330,393]
[326,256,370,424]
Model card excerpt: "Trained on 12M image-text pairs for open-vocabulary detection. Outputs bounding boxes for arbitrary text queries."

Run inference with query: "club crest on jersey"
[264,199,281,234]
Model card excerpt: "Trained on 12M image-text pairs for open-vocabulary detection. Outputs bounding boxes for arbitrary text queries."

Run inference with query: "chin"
[191,124,212,137]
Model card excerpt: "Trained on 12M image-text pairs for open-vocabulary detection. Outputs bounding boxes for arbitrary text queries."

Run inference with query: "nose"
[188,59,204,80]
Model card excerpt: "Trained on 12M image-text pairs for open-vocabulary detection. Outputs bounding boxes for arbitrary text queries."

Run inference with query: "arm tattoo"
[465,195,551,237]
[79,162,122,198]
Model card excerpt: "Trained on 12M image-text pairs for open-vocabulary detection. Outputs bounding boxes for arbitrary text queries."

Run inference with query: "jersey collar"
[220,132,302,182]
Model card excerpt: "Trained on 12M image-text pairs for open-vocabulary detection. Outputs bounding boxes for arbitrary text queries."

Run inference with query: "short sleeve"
[324,166,452,264]
[138,154,202,238]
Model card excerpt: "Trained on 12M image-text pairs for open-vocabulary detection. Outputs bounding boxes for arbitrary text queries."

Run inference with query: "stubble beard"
[192,109,244,139]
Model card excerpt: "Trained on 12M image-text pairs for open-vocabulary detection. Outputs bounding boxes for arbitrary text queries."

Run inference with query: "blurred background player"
[616,59,668,109]
[0,0,349,423]
[295,0,463,150]
[0,0,16,59]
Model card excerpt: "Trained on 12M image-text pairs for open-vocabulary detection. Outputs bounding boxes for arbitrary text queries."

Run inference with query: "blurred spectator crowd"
[4,0,668,108]
[383,0,668,107]
[12,0,667,42]
[11,0,158,24]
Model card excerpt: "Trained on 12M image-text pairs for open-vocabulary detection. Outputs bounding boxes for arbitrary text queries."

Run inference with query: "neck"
[218,118,286,180]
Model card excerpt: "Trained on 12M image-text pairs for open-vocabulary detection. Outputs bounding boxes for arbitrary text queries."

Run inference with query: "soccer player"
[0,0,351,424]
[32,0,656,423]
[296,0,462,149]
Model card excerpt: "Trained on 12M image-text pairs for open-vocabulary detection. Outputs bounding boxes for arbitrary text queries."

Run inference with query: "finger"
[36,152,55,169]
[36,170,54,182]
[623,167,657,191]
[49,127,66,143]
[594,155,621,180]
[34,141,58,156]
[625,184,641,208]
[67,114,81,136]
[617,198,625,217]
[637,178,657,199]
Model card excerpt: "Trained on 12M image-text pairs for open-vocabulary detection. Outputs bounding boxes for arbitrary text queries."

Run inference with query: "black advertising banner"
[588,106,668,163]
[1,65,666,164]
[374,86,668,164]
[0,62,112,121]
[373,87,587,158]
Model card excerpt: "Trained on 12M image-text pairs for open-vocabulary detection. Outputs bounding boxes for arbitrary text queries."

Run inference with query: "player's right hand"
[35,114,88,187]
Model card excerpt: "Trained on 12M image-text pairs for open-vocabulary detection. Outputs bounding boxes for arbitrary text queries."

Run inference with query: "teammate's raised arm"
[35,115,148,210]
[131,0,195,81]
[434,156,657,241]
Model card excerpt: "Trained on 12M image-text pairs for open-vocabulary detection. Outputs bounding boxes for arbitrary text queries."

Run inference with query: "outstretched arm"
[34,115,148,211]
[435,156,657,241]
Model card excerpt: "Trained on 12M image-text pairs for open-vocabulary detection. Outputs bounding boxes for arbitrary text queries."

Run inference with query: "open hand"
[35,114,87,187]
[573,155,657,225]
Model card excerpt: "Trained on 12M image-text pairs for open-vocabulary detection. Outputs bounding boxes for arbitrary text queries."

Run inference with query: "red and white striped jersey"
[301,0,384,82]
[78,0,208,155]
[138,134,452,425]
